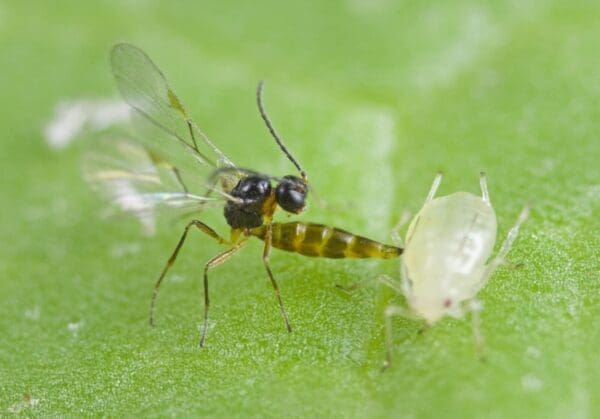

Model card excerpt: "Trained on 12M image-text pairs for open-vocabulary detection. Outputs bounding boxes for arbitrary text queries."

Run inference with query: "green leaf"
[1,1,598,417]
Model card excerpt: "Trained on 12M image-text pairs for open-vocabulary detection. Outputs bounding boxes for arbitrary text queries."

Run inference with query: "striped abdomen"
[250,222,402,259]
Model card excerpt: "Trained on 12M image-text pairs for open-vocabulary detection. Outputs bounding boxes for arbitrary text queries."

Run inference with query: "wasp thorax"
[275,175,307,214]
[234,176,271,199]
[224,176,272,229]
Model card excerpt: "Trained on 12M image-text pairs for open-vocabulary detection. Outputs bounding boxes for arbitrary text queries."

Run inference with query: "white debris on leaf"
[24,306,41,320]
[169,274,187,283]
[67,320,84,336]
[521,373,544,392]
[44,99,130,149]
[525,346,542,359]
[110,242,142,258]
[111,178,156,235]
[7,395,39,414]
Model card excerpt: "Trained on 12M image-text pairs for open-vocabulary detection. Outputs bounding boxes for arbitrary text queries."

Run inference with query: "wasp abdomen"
[251,222,402,259]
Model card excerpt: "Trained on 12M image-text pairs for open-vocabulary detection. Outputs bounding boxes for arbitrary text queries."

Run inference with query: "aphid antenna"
[256,80,308,183]
[479,171,490,204]
[425,171,443,204]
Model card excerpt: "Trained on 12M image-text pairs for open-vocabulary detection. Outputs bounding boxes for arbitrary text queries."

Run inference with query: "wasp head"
[275,175,308,214]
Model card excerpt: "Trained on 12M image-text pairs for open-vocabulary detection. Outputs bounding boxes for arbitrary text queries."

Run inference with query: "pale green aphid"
[383,173,529,368]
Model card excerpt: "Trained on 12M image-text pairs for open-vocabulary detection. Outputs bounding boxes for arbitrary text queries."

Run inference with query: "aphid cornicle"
[86,43,403,348]
[381,173,529,368]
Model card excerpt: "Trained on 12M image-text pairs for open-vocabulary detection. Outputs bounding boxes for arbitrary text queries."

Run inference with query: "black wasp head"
[275,175,308,214]
[231,175,272,202]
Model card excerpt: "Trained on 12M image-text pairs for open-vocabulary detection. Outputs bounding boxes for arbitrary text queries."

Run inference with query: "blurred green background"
[1,0,599,417]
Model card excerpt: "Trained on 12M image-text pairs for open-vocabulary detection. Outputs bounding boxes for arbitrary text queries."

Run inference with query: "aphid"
[85,43,403,347]
[382,172,528,368]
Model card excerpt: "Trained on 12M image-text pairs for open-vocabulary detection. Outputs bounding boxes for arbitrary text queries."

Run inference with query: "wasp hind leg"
[262,224,292,333]
[150,220,229,327]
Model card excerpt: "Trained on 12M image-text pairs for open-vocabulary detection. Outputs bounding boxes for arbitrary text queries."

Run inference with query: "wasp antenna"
[256,81,307,182]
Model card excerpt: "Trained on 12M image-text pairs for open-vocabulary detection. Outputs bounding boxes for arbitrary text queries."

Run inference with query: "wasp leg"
[474,205,530,294]
[200,239,248,347]
[262,223,292,333]
[150,220,230,327]
[425,172,443,204]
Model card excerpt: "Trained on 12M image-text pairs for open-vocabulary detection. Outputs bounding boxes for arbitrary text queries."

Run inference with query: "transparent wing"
[83,137,225,235]
[110,42,240,192]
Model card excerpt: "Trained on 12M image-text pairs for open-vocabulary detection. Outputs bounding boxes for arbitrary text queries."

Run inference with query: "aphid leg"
[391,210,412,247]
[335,274,402,294]
[150,220,230,327]
[383,305,413,370]
[479,172,490,204]
[417,324,430,335]
[379,275,404,293]
[494,205,530,261]
[262,224,292,333]
[200,239,248,347]
[400,259,412,303]
[467,299,485,359]
[334,279,369,293]
[476,205,530,292]
[503,260,525,270]
[425,172,443,204]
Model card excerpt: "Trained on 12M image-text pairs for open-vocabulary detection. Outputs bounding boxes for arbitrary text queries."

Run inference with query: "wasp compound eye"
[276,175,307,214]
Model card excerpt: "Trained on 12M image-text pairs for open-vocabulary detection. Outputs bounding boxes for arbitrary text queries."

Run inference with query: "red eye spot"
[443,299,452,308]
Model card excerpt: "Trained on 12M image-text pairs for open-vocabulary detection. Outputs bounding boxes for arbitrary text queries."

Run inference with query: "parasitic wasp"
[86,43,402,347]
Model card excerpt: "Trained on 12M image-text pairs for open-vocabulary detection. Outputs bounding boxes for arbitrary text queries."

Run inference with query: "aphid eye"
[443,298,452,308]
[276,175,307,214]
